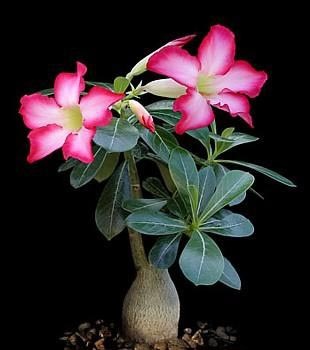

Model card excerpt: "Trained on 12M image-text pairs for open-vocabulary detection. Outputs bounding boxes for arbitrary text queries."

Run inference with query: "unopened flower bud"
[128,100,155,133]
[143,79,186,98]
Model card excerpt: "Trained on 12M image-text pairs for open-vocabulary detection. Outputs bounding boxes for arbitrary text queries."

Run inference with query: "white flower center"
[197,73,216,96]
[61,105,83,132]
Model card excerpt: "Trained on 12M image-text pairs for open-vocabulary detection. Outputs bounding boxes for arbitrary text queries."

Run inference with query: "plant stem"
[210,121,218,157]
[124,150,148,270]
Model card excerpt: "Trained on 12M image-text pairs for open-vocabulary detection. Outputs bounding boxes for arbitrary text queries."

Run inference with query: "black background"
[11,3,306,350]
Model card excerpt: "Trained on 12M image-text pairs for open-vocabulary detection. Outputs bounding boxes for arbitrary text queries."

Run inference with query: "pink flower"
[20,62,124,163]
[128,100,155,133]
[147,25,268,134]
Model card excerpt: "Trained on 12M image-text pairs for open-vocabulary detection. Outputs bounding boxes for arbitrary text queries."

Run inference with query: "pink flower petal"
[54,62,87,107]
[147,46,200,88]
[27,125,70,163]
[19,94,62,129]
[62,126,95,163]
[198,25,235,76]
[214,60,268,98]
[209,92,253,127]
[173,89,214,134]
[79,86,124,128]
[165,34,196,47]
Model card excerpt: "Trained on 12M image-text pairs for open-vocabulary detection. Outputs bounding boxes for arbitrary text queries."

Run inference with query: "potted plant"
[18,24,295,346]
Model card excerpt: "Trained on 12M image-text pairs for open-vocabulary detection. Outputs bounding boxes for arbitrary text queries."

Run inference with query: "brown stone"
[154,341,168,350]
[134,343,151,350]
[95,339,106,350]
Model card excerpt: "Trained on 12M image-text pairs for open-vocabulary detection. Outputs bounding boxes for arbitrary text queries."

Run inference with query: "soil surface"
[59,319,239,350]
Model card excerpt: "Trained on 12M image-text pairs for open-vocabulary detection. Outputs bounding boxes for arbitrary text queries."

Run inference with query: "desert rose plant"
[19,25,295,344]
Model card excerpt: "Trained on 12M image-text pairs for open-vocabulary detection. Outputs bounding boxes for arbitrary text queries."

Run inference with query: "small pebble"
[134,343,151,350]
[208,337,218,347]
[154,341,167,350]
[215,326,229,340]
[95,339,105,350]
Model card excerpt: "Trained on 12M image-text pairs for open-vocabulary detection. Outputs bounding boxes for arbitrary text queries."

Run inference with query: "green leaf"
[149,234,182,269]
[126,209,187,235]
[201,211,254,237]
[213,164,246,206]
[95,162,130,240]
[95,152,120,182]
[150,110,180,126]
[188,184,199,215]
[215,132,259,156]
[167,194,187,219]
[146,100,174,110]
[221,127,235,138]
[86,81,113,90]
[58,158,79,172]
[197,166,216,215]
[140,125,179,163]
[142,177,170,198]
[200,170,255,221]
[38,88,54,96]
[218,160,296,187]
[113,76,130,93]
[179,230,224,286]
[70,147,109,188]
[169,148,199,210]
[123,198,167,212]
[219,257,241,290]
[187,128,210,149]
[94,118,139,153]
[155,161,176,193]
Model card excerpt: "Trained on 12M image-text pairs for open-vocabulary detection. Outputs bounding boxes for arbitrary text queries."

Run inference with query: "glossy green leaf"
[150,110,180,126]
[200,211,254,237]
[188,184,199,215]
[94,152,120,182]
[95,162,130,240]
[113,76,130,93]
[187,128,210,149]
[149,233,182,269]
[167,194,187,219]
[142,177,170,198]
[70,147,108,188]
[86,81,113,90]
[197,166,216,214]
[146,100,174,110]
[213,164,246,206]
[179,230,224,286]
[221,127,235,138]
[200,170,255,221]
[140,125,179,163]
[94,118,139,153]
[218,160,296,187]
[123,198,167,212]
[219,257,241,290]
[216,132,259,156]
[169,148,199,210]
[58,158,79,172]
[126,209,187,235]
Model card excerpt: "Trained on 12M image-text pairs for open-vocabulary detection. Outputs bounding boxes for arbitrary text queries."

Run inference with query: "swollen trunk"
[122,266,180,344]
